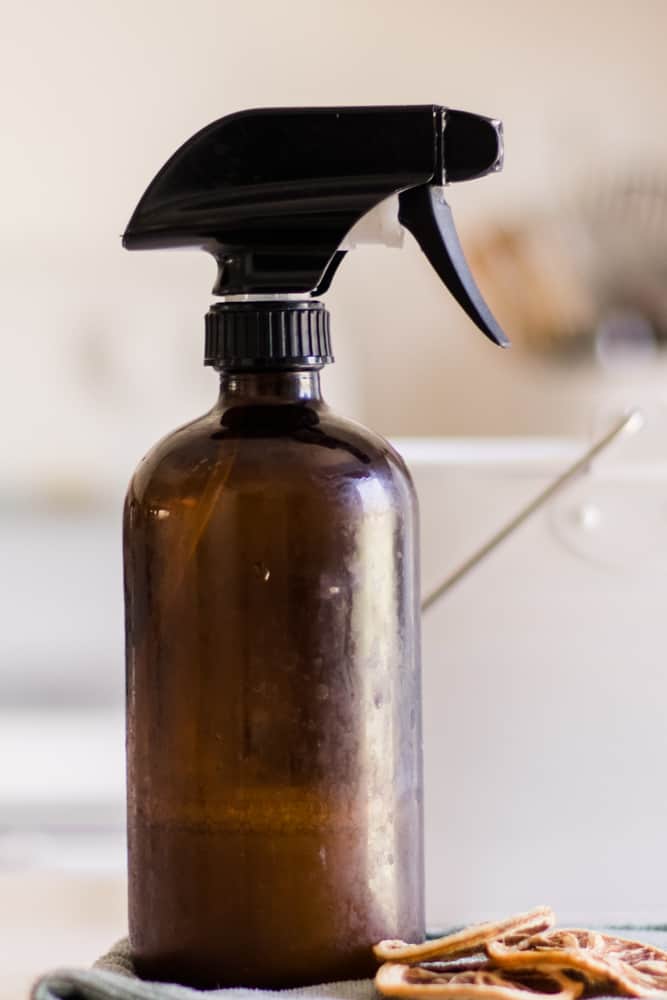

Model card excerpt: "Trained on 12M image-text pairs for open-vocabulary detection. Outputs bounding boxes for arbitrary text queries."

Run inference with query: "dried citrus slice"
[592,931,667,984]
[375,960,584,1000]
[491,931,604,954]
[374,906,556,963]
[488,929,667,997]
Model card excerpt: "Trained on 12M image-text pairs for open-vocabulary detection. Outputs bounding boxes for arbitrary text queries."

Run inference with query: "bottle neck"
[217,369,325,407]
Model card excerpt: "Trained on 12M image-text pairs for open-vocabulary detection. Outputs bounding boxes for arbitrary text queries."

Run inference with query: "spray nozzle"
[123,105,508,347]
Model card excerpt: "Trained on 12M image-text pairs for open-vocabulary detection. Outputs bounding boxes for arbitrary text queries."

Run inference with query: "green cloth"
[31,929,667,1000]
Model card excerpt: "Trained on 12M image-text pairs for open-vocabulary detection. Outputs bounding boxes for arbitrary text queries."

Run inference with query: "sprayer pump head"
[123,105,508,348]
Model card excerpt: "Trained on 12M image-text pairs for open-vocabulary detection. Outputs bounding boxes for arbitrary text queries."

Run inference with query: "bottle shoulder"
[126,409,215,503]
[321,410,415,487]
[126,403,415,510]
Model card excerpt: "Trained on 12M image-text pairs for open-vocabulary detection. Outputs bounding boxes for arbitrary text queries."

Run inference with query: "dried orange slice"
[591,931,667,981]
[491,931,603,954]
[488,929,667,997]
[375,960,584,1000]
[374,907,556,964]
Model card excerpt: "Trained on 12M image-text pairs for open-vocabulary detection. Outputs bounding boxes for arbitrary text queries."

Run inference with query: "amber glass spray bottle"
[122,105,508,990]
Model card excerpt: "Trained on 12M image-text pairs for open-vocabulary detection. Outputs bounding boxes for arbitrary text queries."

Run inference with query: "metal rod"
[421,408,644,613]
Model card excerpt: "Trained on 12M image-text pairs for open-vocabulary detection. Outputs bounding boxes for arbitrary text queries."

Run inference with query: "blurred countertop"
[0,871,126,1000]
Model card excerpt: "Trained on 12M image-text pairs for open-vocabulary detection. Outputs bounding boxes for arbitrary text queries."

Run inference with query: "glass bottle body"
[124,370,424,988]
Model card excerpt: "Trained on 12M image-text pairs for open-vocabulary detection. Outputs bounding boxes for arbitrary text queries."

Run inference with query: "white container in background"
[402,436,667,927]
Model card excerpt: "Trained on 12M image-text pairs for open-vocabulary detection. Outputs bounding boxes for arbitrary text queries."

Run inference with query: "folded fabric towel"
[31,940,377,1000]
[31,927,667,1000]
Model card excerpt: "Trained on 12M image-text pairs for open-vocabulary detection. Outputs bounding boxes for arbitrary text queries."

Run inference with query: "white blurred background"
[3,1,667,997]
